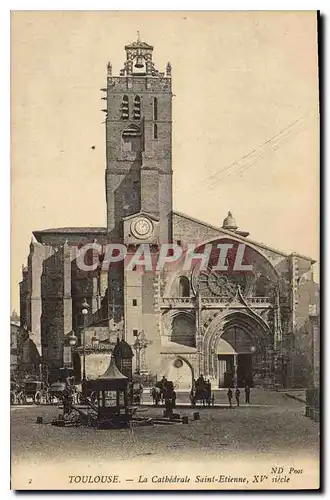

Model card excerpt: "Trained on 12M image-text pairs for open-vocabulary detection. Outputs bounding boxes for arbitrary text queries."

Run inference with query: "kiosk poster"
[10,10,320,491]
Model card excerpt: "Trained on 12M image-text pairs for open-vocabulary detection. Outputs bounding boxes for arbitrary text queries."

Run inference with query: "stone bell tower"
[104,33,173,244]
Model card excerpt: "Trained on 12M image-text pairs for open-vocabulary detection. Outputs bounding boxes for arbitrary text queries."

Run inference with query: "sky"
[11,11,319,312]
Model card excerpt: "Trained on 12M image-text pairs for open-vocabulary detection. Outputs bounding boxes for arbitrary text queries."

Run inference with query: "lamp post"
[81,298,90,382]
[133,330,151,375]
[63,331,77,370]
[66,331,77,384]
[68,331,78,347]
[133,333,142,375]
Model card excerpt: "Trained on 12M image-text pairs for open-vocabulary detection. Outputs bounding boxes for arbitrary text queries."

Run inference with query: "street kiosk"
[84,355,131,428]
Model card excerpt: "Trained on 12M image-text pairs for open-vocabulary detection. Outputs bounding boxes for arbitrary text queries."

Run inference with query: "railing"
[246,297,271,306]
[76,343,114,354]
[159,296,272,308]
[160,297,195,308]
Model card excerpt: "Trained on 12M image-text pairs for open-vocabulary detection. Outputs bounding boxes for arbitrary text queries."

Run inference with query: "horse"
[150,386,162,406]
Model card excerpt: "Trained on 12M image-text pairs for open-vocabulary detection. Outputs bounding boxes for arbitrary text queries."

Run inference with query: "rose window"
[192,267,251,298]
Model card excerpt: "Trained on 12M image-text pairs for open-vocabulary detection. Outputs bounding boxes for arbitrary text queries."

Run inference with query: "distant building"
[10,322,20,378]
[10,322,41,381]
[308,295,320,388]
[19,36,319,388]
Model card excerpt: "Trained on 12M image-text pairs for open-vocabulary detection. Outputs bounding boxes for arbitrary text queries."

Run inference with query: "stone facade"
[19,37,319,388]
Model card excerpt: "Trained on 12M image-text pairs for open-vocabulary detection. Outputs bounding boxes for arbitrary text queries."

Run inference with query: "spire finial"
[137,30,140,43]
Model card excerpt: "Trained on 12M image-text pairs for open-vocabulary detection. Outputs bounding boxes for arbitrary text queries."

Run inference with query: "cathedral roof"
[172,211,316,263]
[34,227,107,234]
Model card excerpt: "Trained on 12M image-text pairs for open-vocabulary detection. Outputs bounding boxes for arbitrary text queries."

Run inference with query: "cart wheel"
[64,409,80,424]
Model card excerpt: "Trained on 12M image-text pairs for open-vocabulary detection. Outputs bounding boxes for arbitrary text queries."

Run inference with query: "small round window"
[173,358,183,369]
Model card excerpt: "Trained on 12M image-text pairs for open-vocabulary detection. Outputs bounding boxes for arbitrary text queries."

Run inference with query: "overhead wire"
[190,111,313,195]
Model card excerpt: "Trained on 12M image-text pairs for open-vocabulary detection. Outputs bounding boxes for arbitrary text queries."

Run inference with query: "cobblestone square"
[11,390,319,466]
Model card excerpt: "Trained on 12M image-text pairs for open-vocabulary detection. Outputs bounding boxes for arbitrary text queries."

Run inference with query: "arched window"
[133,96,141,120]
[121,124,142,160]
[171,315,195,347]
[153,97,158,121]
[121,95,129,120]
[153,123,158,139]
[178,276,190,297]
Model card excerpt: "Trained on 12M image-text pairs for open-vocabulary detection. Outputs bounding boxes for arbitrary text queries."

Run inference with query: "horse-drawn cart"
[190,377,214,408]
[150,380,177,409]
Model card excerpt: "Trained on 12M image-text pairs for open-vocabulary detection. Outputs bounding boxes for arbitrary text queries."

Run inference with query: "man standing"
[245,384,251,404]
[227,387,233,408]
[235,387,241,407]
[172,390,177,409]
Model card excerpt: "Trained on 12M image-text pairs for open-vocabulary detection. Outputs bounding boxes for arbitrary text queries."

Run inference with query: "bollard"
[36,417,43,424]
[182,416,189,424]
[193,412,200,421]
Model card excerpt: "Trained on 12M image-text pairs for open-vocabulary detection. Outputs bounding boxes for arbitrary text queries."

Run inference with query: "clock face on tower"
[131,217,153,239]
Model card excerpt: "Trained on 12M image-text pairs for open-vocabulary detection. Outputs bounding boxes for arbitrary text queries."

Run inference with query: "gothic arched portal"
[204,310,271,388]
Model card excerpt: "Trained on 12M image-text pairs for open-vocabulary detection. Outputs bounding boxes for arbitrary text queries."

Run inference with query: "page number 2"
[28,479,32,484]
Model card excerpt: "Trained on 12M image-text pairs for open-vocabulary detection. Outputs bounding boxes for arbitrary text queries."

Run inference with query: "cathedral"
[19,36,319,389]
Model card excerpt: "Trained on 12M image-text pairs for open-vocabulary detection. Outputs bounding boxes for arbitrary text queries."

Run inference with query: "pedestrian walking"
[245,384,251,404]
[227,387,233,408]
[235,387,240,407]
[172,390,177,409]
